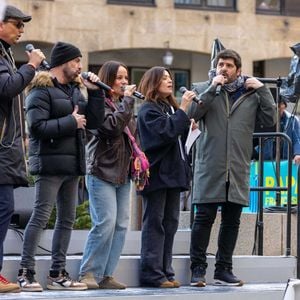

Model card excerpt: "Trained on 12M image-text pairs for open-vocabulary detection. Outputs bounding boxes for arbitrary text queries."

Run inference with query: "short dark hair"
[216,49,242,69]
[279,99,287,107]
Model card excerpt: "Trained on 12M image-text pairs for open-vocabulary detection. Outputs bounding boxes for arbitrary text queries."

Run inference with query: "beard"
[62,65,80,82]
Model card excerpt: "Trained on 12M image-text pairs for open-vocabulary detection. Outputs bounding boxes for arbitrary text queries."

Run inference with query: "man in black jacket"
[0,5,45,293]
[17,42,105,292]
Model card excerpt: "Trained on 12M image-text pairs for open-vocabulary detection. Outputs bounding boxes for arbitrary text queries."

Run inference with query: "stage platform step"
[2,255,296,289]
[2,228,297,299]
[0,283,289,300]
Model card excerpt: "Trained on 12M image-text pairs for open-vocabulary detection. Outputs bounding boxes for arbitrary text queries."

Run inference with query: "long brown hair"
[138,66,179,109]
[98,60,128,87]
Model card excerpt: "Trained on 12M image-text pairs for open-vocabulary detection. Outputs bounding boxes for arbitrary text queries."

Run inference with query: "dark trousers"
[140,188,180,286]
[190,201,243,271]
[0,185,14,272]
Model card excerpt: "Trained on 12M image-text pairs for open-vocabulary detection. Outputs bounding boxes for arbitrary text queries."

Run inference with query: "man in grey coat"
[187,49,276,287]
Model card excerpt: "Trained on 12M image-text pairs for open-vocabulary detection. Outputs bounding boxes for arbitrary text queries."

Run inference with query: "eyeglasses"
[4,19,25,29]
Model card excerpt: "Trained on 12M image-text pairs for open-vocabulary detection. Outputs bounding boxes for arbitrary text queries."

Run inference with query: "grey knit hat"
[4,5,32,22]
[50,42,82,68]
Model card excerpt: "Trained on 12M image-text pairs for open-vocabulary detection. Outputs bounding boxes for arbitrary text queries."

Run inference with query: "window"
[174,0,236,11]
[256,0,280,14]
[174,70,190,101]
[256,0,300,16]
[107,0,155,6]
[285,0,300,16]
[253,60,265,78]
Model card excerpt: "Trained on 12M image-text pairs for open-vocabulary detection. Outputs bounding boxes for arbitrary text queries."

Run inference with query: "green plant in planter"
[74,200,91,229]
[26,173,36,187]
[47,200,91,229]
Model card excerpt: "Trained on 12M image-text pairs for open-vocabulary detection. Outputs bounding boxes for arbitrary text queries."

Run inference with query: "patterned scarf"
[208,68,246,93]
[223,75,246,93]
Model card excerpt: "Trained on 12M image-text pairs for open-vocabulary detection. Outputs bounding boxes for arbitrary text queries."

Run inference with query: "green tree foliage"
[48,200,91,229]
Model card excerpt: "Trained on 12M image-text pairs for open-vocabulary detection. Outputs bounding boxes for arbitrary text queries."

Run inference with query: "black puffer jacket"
[0,43,36,186]
[26,71,105,176]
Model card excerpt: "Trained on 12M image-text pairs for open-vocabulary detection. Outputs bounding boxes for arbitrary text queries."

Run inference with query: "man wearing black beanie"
[17,41,105,292]
[50,42,83,69]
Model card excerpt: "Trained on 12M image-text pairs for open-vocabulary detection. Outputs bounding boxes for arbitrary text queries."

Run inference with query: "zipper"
[178,135,185,161]
[18,94,28,176]
[0,118,7,143]
[225,89,255,182]
[230,89,255,113]
[225,93,230,182]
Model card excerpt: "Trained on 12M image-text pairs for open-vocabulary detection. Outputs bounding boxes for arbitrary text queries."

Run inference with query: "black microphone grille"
[179,86,187,94]
[25,44,34,52]
[81,72,89,80]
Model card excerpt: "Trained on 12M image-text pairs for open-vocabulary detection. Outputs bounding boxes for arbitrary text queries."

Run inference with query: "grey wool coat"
[189,81,276,206]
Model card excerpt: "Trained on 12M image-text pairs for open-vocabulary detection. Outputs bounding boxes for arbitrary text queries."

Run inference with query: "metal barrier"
[252,132,292,256]
[297,166,300,278]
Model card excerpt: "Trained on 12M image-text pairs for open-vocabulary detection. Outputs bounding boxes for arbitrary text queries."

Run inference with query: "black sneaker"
[17,268,43,292]
[214,268,244,286]
[190,265,206,287]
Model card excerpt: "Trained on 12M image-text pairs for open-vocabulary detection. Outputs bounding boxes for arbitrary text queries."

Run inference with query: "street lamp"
[162,41,174,67]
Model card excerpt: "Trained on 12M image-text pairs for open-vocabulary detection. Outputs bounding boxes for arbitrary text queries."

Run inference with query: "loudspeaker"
[11,186,35,228]
[11,184,84,228]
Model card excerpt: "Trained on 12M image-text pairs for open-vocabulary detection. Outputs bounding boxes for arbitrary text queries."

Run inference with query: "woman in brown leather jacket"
[79,61,137,290]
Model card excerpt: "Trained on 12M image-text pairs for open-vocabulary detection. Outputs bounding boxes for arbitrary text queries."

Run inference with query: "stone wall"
[7,0,300,79]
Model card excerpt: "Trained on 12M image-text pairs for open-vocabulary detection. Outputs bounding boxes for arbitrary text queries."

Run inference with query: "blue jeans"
[79,175,130,281]
[0,185,14,272]
[20,175,79,271]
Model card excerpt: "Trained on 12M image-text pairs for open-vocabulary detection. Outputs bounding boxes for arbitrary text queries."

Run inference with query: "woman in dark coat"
[137,66,196,288]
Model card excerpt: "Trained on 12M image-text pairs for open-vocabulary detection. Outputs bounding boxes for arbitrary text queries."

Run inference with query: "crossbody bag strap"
[105,97,136,144]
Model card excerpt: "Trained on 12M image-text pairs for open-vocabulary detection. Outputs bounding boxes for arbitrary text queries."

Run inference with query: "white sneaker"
[17,268,43,292]
[47,270,87,291]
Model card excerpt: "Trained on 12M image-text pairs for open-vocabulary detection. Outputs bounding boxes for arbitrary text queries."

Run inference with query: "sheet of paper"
[185,123,201,155]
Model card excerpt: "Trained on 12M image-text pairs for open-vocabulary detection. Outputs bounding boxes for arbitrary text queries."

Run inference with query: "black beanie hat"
[50,42,82,68]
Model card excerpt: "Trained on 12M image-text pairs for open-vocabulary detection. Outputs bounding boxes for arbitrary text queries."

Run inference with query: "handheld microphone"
[25,44,50,70]
[81,72,113,92]
[215,84,222,96]
[179,87,202,105]
[120,86,145,100]
[132,91,145,100]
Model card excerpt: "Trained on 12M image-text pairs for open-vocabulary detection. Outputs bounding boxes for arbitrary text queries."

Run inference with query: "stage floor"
[0,283,287,300]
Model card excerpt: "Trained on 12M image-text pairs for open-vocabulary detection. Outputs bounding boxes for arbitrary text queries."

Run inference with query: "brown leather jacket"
[86,95,136,184]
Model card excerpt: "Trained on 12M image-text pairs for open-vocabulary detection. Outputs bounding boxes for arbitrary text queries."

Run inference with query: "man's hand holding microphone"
[25,44,47,70]
[75,71,105,129]
[80,71,103,90]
